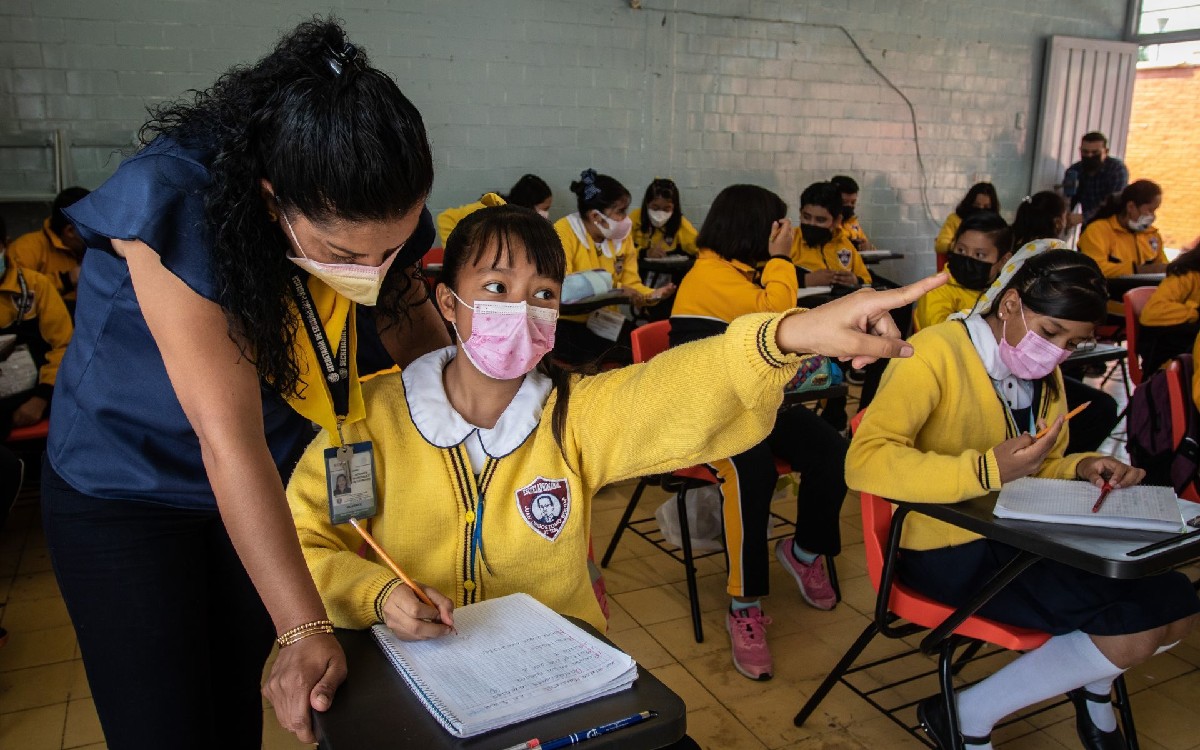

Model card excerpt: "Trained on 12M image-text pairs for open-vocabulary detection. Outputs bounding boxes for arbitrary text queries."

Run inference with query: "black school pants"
[41,458,274,750]
[709,406,848,598]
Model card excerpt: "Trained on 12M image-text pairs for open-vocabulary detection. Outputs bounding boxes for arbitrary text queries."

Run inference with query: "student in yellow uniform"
[1079,179,1167,281]
[630,178,699,259]
[915,212,1011,331]
[791,181,872,287]
[830,175,873,251]
[7,187,90,310]
[0,218,74,437]
[848,246,1199,750]
[552,169,671,366]
[287,203,938,639]
[437,174,553,246]
[934,182,1000,264]
[1139,239,1200,374]
[669,185,849,681]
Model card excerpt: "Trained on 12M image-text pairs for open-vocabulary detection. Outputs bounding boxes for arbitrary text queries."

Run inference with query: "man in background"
[1063,131,1129,227]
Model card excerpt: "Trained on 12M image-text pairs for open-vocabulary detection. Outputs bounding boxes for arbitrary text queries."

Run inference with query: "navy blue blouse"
[49,138,432,509]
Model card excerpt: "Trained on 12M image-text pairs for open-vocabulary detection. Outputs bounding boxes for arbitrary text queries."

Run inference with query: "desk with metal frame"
[1108,273,1165,299]
[314,625,687,750]
[859,250,906,265]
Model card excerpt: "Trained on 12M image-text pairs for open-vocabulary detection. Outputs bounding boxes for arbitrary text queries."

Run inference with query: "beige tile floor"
[3,369,1197,749]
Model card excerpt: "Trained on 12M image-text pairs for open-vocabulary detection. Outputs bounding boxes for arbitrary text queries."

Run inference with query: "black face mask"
[1081,154,1103,172]
[800,224,833,248]
[839,205,855,221]
[946,252,994,291]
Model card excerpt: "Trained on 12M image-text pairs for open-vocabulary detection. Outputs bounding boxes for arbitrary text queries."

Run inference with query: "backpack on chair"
[1128,354,1200,495]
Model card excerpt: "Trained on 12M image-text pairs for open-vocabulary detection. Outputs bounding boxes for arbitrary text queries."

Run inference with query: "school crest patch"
[1150,237,1161,253]
[516,476,571,542]
[836,248,852,269]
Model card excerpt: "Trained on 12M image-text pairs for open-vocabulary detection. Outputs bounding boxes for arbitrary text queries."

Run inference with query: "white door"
[1031,35,1139,195]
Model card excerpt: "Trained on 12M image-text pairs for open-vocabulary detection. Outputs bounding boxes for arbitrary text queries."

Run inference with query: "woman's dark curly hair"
[637,178,683,243]
[138,17,434,398]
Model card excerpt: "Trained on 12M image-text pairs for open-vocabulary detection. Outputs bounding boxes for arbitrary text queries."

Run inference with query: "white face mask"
[647,209,672,228]
[1128,213,1155,233]
[280,210,400,306]
[593,212,632,242]
[536,208,550,220]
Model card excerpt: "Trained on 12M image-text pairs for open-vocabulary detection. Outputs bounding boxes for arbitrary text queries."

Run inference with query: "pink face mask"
[998,300,1071,380]
[594,212,632,243]
[450,291,558,380]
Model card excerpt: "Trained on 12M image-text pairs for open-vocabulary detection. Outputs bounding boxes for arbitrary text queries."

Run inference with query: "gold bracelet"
[276,619,334,648]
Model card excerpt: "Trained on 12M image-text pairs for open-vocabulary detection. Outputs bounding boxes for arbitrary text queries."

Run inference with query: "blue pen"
[538,710,657,750]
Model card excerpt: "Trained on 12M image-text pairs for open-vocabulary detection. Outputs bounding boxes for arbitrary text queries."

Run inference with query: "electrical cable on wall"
[638,4,939,227]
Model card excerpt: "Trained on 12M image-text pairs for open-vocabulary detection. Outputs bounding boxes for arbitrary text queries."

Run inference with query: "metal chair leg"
[675,484,704,643]
[825,553,841,603]
[1113,675,1139,750]
[794,620,880,727]
[939,636,966,750]
[950,640,985,677]
[600,478,649,568]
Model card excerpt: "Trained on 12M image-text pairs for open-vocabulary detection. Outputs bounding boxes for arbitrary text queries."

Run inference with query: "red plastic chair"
[1124,286,1158,387]
[602,321,831,642]
[1165,355,1200,503]
[6,419,49,443]
[795,411,1137,746]
[423,246,444,266]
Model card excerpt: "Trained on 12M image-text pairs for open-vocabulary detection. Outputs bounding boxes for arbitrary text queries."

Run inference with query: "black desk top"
[859,250,905,265]
[314,626,687,750]
[895,494,1200,579]
[1107,274,1164,297]
[1063,342,1128,367]
[638,256,695,273]
[560,291,632,316]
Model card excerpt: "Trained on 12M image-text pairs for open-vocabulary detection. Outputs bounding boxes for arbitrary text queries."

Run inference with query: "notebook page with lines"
[994,477,1185,533]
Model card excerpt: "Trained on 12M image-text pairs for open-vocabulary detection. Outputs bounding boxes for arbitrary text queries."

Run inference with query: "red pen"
[1091,481,1114,513]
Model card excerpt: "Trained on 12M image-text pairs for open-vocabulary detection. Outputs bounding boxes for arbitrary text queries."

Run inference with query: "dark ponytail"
[1093,179,1161,222]
[140,16,434,397]
[503,174,552,210]
[1011,191,1066,248]
[569,169,630,217]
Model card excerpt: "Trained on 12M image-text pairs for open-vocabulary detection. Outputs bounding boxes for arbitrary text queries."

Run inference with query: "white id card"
[586,308,625,341]
[324,441,378,525]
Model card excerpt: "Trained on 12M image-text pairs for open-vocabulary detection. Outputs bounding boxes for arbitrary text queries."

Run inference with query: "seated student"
[0,217,74,438]
[670,184,848,681]
[1079,179,1167,289]
[915,212,1012,331]
[830,175,873,252]
[437,174,554,245]
[630,178,699,259]
[285,203,936,635]
[847,247,1199,750]
[1137,237,1200,375]
[934,182,1001,261]
[791,181,872,288]
[552,169,672,366]
[7,186,90,312]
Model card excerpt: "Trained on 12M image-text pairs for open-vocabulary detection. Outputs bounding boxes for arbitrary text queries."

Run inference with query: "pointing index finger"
[873,273,949,310]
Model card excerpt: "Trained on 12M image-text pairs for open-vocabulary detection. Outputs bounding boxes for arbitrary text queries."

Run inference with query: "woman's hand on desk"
[1076,457,1144,489]
[994,417,1063,483]
[383,582,456,640]
[778,273,947,368]
[264,633,347,744]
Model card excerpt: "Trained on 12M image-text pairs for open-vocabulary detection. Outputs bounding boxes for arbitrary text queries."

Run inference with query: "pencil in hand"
[348,517,453,630]
[1033,401,1091,440]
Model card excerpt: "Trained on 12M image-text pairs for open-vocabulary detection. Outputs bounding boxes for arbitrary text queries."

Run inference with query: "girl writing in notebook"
[847,247,1200,750]
[287,202,939,642]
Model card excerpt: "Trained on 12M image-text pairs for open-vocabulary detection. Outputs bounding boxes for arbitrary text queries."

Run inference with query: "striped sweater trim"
[756,319,789,368]
[374,578,405,622]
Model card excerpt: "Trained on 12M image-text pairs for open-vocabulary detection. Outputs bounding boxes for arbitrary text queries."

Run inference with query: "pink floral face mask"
[449,291,557,380]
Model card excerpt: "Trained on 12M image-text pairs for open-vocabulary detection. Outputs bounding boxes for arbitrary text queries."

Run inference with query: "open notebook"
[371,593,637,738]
[994,477,1186,532]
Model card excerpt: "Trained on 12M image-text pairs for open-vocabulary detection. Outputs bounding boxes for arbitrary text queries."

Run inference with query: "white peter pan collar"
[963,314,1033,411]
[402,345,553,460]
[566,212,616,258]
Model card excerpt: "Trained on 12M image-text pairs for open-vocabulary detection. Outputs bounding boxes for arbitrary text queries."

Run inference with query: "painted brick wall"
[1125,64,1200,250]
[0,0,1127,277]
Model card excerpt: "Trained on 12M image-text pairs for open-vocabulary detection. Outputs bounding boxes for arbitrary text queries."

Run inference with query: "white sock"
[1082,678,1117,732]
[955,631,1121,742]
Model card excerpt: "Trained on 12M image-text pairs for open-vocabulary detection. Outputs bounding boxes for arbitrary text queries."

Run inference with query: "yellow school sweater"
[843,215,869,247]
[912,269,983,330]
[790,226,872,285]
[671,251,796,320]
[7,219,82,302]
[629,208,699,256]
[1079,215,1167,279]
[1140,272,1200,328]
[287,311,805,631]
[0,264,74,397]
[934,213,961,256]
[846,320,1088,551]
[436,201,486,247]
[555,213,653,322]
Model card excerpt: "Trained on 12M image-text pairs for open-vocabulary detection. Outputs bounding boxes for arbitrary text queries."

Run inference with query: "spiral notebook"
[370,593,638,738]
[993,477,1186,532]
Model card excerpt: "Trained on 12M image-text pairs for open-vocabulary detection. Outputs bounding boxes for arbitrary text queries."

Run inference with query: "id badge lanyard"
[289,272,351,448]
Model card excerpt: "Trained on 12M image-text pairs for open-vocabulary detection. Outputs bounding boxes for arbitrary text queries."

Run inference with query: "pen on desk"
[348,517,453,630]
[1126,527,1200,557]
[1091,479,1114,514]
[1034,401,1090,440]
[532,710,657,750]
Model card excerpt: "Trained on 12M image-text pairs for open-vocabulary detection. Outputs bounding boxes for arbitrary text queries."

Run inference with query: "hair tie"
[325,42,360,76]
[1021,195,1032,204]
[579,169,601,202]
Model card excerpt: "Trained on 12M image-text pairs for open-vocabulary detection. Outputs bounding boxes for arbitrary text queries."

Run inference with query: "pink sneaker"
[775,537,837,610]
[726,606,774,681]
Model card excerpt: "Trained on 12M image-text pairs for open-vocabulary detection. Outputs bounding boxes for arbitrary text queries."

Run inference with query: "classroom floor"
[4,367,1198,750]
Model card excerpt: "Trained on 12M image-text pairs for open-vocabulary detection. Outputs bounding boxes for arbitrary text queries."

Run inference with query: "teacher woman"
[41,18,448,748]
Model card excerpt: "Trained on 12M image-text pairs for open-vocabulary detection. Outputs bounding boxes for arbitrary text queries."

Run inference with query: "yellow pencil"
[348,517,437,610]
[1033,400,1091,440]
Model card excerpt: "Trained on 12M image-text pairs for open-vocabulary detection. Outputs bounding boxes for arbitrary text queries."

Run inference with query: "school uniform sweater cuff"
[350,568,403,628]
[978,449,1003,491]
[374,578,405,623]
[749,308,807,369]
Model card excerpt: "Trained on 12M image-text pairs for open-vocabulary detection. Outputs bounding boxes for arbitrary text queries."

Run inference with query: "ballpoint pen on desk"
[1034,401,1090,440]
[499,710,658,750]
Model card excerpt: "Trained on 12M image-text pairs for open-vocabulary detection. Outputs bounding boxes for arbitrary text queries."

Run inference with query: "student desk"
[858,250,905,265]
[314,624,687,750]
[890,494,1200,655]
[1063,342,1128,369]
[559,291,634,317]
[638,255,695,275]
[1108,273,1165,298]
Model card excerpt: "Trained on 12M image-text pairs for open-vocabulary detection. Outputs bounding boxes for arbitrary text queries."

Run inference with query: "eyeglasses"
[1069,338,1097,353]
